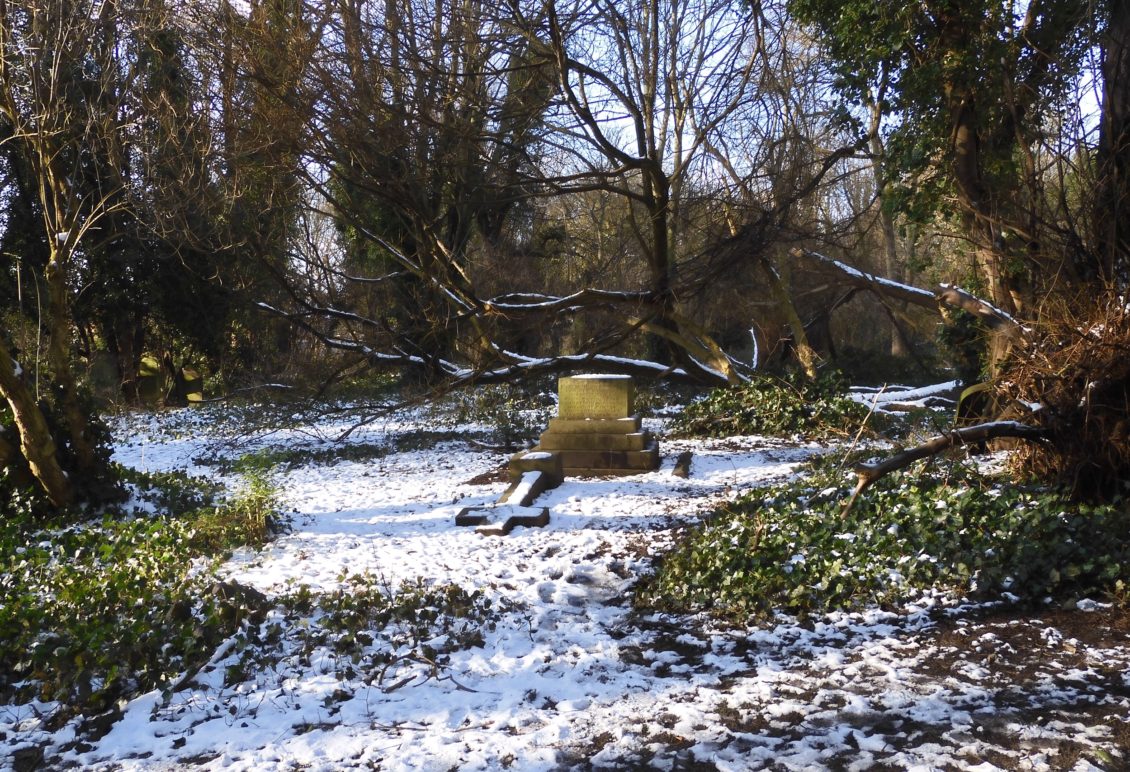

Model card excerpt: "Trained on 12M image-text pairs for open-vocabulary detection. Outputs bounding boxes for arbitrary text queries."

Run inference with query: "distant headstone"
[181,366,204,404]
[137,355,164,405]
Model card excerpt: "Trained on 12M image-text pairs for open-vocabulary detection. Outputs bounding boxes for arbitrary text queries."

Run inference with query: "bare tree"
[0,0,141,506]
[218,0,865,398]
[510,0,792,378]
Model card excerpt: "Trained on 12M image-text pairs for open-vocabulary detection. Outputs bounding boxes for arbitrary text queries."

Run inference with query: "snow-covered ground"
[4,400,1129,771]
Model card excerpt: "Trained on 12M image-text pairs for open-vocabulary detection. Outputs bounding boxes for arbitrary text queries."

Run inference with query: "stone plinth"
[547,416,641,434]
[529,374,659,477]
[508,450,563,485]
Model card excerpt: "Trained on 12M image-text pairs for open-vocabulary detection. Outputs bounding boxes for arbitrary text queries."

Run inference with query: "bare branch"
[842,421,1050,515]
[791,247,1028,335]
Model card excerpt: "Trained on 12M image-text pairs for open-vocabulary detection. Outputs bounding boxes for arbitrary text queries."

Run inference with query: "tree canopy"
[1,0,1127,510]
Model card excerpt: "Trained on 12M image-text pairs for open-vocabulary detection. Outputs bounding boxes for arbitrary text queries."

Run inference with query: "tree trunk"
[946,70,1022,373]
[107,312,144,403]
[644,167,681,365]
[43,252,100,477]
[868,124,910,357]
[760,256,819,378]
[0,335,74,508]
[1097,0,1130,279]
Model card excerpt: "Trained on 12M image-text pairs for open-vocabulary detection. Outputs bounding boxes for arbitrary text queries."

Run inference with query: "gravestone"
[137,355,164,406]
[454,503,550,536]
[88,351,120,404]
[525,374,659,476]
[181,367,204,404]
[456,452,560,536]
[557,374,634,419]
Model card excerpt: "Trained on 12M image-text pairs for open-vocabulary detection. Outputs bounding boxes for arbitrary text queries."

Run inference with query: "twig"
[841,384,887,469]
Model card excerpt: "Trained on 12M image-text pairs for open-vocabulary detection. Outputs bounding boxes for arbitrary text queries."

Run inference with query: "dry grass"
[1000,294,1130,500]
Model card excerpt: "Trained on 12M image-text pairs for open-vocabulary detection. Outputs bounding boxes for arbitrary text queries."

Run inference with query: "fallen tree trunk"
[257,301,732,388]
[790,247,1028,337]
[842,421,1050,514]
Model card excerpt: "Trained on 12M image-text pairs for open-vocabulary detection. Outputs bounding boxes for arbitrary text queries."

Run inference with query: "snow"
[506,470,543,502]
[818,253,937,302]
[939,283,1029,331]
[848,380,964,415]
[850,380,961,405]
[3,401,1128,770]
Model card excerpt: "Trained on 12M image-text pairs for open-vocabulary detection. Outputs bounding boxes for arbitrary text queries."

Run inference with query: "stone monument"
[528,374,659,476]
[456,374,659,536]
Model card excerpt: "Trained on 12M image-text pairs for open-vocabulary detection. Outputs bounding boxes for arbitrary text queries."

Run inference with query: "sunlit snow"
[3,398,1128,771]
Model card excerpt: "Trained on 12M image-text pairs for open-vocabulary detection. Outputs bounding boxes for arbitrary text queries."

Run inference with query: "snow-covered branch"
[790,248,1028,335]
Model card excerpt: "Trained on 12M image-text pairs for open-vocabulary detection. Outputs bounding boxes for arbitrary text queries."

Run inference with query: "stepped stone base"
[547,416,642,434]
[538,431,649,451]
[559,439,660,476]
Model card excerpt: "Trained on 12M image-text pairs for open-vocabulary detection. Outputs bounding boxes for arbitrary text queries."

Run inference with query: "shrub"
[0,513,224,709]
[188,460,282,552]
[448,382,554,449]
[669,371,877,440]
[637,459,1130,621]
[215,574,502,693]
[0,463,283,715]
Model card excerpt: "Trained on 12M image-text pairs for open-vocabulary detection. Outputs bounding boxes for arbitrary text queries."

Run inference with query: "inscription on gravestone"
[556,374,634,420]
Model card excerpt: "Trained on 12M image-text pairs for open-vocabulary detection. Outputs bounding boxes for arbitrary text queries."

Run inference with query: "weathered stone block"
[546,416,642,434]
[557,375,634,420]
[137,354,164,406]
[538,431,649,451]
[509,450,563,485]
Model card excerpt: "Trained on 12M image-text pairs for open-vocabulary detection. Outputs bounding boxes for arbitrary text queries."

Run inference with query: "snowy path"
[5,407,1128,771]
